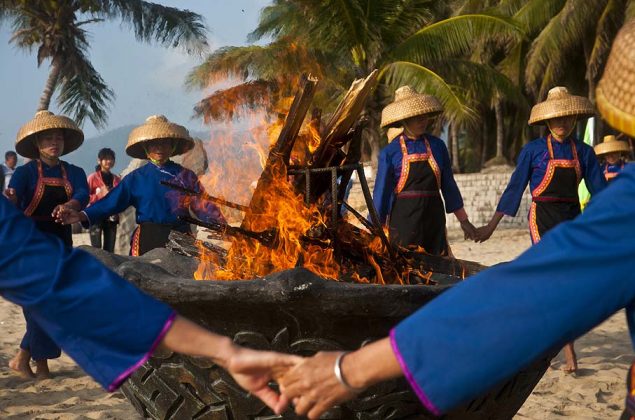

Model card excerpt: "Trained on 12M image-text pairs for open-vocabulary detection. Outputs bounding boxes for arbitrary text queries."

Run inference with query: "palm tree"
[1,0,208,128]
[187,0,524,168]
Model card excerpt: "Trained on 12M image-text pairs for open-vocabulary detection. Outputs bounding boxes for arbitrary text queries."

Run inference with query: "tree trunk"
[450,123,460,173]
[38,57,62,111]
[495,99,504,159]
[481,117,489,168]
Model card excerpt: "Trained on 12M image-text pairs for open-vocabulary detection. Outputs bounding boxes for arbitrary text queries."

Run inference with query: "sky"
[0,0,270,155]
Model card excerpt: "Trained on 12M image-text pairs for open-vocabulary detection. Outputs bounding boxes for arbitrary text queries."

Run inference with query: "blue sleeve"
[83,176,132,225]
[371,148,396,224]
[581,145,608,196]
[391,165,635,415]
[0,195,175,391]
[496,146,532,216]
[436,141,464,213]
[175,168,225,223]
[8,165,29,204]
[69,165,89,208]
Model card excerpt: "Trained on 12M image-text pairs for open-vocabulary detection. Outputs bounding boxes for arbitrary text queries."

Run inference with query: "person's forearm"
[453,207,468,222]
[340,338,402,389]
[487,211,504,228]
[160,315,237,370]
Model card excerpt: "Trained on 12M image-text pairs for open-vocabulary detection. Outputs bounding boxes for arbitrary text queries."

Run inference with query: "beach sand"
[0,229,629,419]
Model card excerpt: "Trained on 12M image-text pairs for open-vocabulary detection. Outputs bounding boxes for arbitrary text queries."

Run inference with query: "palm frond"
[194,81,279,122]
[508,0,566,35]
[97,0,208,55]
[587,0,625,82]
[525,0,608,97]
[380,61,477,124]
[57,52,115,128]
[248,0,305,41]
[390,14,524,66]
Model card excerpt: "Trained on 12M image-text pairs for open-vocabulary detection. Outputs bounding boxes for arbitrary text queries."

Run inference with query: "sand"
[0,229,629,419]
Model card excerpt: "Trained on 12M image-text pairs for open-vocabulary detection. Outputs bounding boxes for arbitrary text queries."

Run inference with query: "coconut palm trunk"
[38,57,62,111]
[450,122,460,172]
[494,98,504,160]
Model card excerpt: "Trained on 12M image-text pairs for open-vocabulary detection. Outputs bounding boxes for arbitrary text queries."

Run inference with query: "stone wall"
[345,164,531,230]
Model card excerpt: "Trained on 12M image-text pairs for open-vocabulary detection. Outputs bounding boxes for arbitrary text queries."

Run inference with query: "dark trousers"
[89,220,117,252]
[20,309,61,361]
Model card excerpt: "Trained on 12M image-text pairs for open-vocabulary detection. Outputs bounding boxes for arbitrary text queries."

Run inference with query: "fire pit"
[82,247,551,420]
[85,72,551,418]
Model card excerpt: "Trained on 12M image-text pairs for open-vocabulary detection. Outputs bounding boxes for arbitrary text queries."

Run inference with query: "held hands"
[475,223,496,243]
[279,351,363,419]
[53,206,84,225]
[460,219,478,241]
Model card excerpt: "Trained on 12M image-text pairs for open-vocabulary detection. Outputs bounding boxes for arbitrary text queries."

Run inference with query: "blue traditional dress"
[497,135,606,243]
[603,161,628,182]
[0,194,174,390]
[83,160,224,256]
[390,164,635,417]
[8,159,89,362]
[372,134,464,255]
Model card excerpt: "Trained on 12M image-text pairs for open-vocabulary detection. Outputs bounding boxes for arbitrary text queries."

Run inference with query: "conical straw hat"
[594,135,630,156]
[126,115,194,159]
[528,87,595,125]
[15,110,84,159]
[387,127,404,141]
[381,86,443,128]
[596,20,635,138]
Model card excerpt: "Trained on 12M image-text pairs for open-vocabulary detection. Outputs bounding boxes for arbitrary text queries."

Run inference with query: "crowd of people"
[1,16,635,420]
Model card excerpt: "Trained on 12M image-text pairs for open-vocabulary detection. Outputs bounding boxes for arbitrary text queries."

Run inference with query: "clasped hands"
[229,349,365,419]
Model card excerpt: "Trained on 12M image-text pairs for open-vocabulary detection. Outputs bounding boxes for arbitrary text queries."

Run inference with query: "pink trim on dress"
[107,311,177,391]
[389,328,441,416]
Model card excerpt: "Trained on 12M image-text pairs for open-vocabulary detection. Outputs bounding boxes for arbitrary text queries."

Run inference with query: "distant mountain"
[64,125,210,175]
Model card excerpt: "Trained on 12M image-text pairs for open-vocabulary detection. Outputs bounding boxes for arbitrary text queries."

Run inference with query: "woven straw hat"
[528,87,595,125]
[126,115,194,159]
[594,135,630,156]
[15,110,84,159]
[387,127,404,141]
[381,86,443,128]
[597,20,635,137]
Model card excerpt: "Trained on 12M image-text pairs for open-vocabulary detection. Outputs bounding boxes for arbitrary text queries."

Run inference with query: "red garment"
[87,171,121,206]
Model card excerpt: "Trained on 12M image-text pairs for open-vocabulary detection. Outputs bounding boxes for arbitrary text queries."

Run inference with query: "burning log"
[241,74,319,231]
[160,180,248,212]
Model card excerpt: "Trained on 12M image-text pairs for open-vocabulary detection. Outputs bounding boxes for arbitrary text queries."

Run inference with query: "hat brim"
[15,128,84,159]
[381,96,443,128]
[596,84,635,138]
[594,139,631,156]
[528,97,595,125]
[126,137,195,159]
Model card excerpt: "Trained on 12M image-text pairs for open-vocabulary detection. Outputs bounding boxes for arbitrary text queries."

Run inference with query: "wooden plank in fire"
[240,74,319,230]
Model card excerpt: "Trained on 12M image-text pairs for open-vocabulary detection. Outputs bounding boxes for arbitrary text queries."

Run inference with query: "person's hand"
[3,188,17,204]
[227,347,303,414]
[475,224,496,243]
[460,220,477,241]
[279,351,363,419]
[54,207,83,225]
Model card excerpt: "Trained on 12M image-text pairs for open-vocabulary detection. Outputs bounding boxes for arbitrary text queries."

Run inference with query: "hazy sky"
[0,1,269,155]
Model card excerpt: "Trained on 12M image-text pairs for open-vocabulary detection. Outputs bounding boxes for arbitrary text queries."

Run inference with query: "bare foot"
[34,360,51,379]
[562,342,578,374]
[9,349,35,378]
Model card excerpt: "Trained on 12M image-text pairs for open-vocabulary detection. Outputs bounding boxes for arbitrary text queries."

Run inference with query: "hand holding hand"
[280,351,363,419]
[53,206,83,225]
[460,220,477,241]
[227,347,302,414]
[475,224,496,243]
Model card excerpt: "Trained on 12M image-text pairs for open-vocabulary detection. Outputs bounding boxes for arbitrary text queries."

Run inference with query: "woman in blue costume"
[0,193,299,412]
[477,87,607,372]
[5,110,89,379]
[265,20,635,420]
[57,115,224,256]
[372,86,476,256]
[594,134,631,182]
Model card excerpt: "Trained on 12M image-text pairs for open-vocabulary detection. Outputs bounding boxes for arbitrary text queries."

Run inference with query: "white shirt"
[1,163,15,188]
